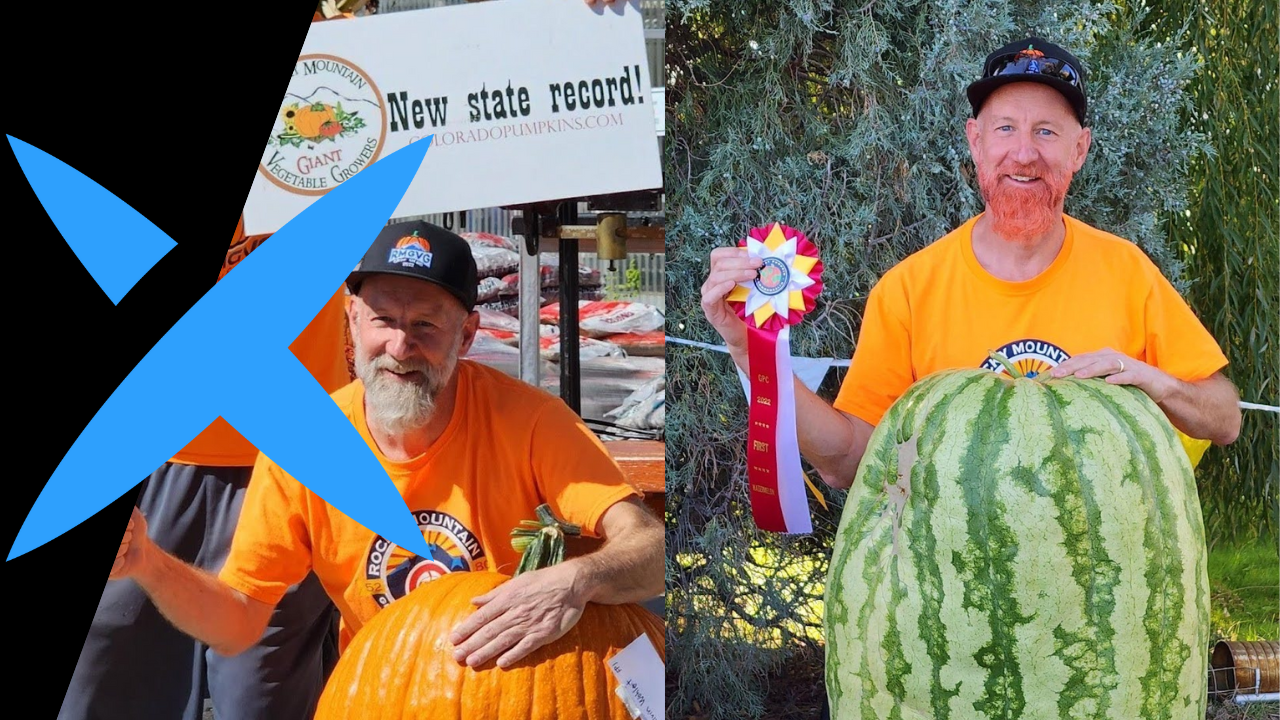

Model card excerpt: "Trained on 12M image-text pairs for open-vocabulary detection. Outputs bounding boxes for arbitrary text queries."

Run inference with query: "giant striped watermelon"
[824,358,1210,719]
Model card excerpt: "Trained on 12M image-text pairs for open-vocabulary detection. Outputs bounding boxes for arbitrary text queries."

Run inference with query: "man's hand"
[1048,348,1173,401]
[700,247,764,367]
[448,498,662,669]
[110,507,150,580]
[448,562,585,670]
[104,505,279,656]
[1049,348,1241,445]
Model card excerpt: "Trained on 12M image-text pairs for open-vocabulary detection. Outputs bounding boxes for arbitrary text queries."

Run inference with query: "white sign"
[606,633,663,720]
[243,0,661,236]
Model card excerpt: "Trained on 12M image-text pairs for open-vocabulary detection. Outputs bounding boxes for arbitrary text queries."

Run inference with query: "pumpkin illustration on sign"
[274,101,366,147]
[312,504,665,720]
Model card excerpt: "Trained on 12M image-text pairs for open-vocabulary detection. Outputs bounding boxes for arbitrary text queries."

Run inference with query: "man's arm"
[704,246,876,487]
[724,343,875,489]
[1153,371,1242,445]
[562,496,664,605]
[448,497,662,669]
[1049,350,1242,445]
[112,507,277,656]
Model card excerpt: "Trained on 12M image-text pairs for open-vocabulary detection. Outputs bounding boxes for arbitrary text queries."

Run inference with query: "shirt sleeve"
[1141,260,1229,382]
[217,455,315,606]
[832,271,915,426]
[528,399,643,539]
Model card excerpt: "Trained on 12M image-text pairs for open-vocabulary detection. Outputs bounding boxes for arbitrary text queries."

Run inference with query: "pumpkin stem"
[987,350,1024,379]
[510,504,581,577]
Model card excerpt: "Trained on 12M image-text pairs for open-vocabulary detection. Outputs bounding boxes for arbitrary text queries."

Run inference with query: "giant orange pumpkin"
[313,505,665,719]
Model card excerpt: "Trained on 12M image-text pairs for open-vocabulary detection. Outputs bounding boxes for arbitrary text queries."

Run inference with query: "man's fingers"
[458,623,526,668]
[450,598,509,648]
[1050,355,1100,377]
[700,279,741,306]
[495,633,545,669]
[1073,358,1121,379]
[702,263,763,291]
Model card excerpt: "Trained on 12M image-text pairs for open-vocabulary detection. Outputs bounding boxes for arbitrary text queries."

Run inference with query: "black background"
[2,0,323,712]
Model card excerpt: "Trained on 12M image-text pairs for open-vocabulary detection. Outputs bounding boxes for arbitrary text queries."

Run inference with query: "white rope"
[665,335,1277,412]
[1239,401,1280,413]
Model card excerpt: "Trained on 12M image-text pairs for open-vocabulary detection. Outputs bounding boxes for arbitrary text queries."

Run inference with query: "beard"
[355,338,459,435]
[977,159,1072,243]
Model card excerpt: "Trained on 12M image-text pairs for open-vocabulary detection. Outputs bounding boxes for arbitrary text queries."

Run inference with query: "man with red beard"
[699,37,1241,489]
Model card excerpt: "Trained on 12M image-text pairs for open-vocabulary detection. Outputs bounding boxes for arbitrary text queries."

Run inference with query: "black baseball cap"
[345,220,478,311]
[966,37,1088,126]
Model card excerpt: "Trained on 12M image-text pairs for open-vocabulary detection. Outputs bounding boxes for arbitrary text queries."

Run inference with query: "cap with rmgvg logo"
[346,220,479,311]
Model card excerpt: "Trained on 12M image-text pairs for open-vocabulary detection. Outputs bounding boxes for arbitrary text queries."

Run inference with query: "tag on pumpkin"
[607,633,663,720]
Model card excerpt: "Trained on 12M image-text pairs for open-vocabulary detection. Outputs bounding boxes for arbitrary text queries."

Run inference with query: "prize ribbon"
[725,222,824,533]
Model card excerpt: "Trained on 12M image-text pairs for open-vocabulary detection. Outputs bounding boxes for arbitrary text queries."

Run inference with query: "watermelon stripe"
[926,374,1000,717]
[1043,381,1120,719]
[1076,382,1193,718]
[991,380,1094,718]
[902,376,970,720]
[958,379,1030,718]
[859,530,896,719]
[827,488,888,714]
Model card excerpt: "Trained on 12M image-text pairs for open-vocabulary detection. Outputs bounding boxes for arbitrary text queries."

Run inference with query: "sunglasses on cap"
[984,48,1082,88]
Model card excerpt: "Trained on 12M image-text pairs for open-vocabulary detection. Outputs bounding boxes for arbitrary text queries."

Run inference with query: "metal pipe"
[1233,692,1279,704]
[558,202,580,415]
[1232,669,1279,705]
[518,210,541,387]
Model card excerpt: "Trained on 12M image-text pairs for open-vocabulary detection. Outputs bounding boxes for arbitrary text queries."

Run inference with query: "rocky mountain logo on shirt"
[980,338,1070,379]
[363,510,487,608]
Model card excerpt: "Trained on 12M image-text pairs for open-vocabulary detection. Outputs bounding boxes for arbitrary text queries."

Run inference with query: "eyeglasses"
[984,49,1081,88]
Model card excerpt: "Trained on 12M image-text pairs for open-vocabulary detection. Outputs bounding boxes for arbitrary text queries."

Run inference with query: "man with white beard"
[111,220,664,672]
[698,37,1241,489]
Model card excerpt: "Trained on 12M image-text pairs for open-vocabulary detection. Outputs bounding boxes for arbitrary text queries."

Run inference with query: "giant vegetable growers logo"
[259,54,387,196]
[363,509,486,608]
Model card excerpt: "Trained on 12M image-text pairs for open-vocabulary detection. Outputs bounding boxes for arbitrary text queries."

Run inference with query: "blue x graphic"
[6,133,436,561]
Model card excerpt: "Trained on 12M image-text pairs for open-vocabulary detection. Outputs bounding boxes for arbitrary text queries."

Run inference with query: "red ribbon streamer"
[746,323,785,531]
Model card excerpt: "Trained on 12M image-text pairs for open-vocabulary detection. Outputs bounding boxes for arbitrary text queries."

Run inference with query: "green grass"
[1207,534,1280,643]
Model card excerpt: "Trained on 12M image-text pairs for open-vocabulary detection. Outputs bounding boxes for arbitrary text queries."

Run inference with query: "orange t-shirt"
[833,213,1229,427]
[168,215,353,467]
[217,359,643,651]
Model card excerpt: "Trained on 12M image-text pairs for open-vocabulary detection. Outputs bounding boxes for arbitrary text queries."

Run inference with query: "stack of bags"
[460,231,605,317]
[459,232,663,362]
[536,300,665,358]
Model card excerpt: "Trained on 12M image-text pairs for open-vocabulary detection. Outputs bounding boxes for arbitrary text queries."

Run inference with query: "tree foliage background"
[1142,0,1277,547]
[663,0,1275,718]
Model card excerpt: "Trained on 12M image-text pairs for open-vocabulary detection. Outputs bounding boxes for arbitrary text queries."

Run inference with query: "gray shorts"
[57,462,338,720]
